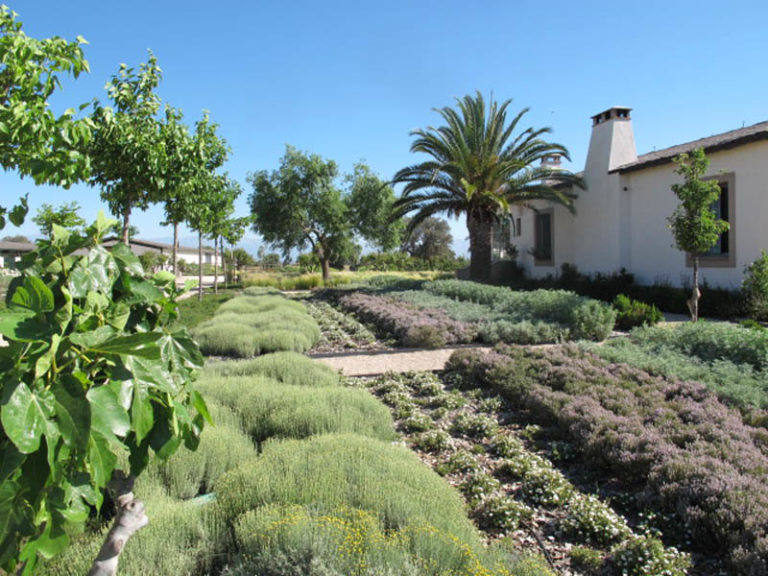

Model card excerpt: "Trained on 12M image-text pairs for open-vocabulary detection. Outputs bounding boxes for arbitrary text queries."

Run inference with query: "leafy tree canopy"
[32,201,86,238]
[0,212,208,574]
[668,148,728,256]
[248,146,400,282]
[88,52,165,242]
[345,162,403,251]
[401,216,455,261]
[0,6,93,228]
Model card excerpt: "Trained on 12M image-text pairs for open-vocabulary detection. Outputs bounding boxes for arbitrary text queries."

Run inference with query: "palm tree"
[392,92,585,281]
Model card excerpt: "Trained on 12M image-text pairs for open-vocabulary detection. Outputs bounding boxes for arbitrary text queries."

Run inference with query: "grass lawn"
[175,289,237,330]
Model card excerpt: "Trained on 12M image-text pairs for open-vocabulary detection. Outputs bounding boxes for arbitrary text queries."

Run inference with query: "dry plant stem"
[88,472,148,576]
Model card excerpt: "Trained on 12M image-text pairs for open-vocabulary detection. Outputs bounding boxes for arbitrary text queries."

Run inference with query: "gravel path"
[312,344,492,376]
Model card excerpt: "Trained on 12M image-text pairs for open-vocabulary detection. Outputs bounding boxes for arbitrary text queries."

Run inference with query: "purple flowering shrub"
[445,345,768,574]
[338,292,475,348]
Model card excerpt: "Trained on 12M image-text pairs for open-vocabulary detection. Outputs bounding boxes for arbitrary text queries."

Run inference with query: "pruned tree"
[248,147,399,283]
[668,148,729,321]
[32,201,86,238]
[184,113,230,299]
[0,6,93,229]
[89,52,165,244]
[221,216,252,285]
[159,106,196,275]
[205,176,241,293]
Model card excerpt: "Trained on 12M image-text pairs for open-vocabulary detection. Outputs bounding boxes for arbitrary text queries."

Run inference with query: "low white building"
[506,107,768,288]
[101,238,222,269]
[0,238,221,270]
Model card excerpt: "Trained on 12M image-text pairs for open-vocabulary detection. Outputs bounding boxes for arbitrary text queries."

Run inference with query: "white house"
[506,107,768,288]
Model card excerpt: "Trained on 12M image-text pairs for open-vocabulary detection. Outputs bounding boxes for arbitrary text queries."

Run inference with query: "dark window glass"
[707,182,729,256]
[535,213,552,260]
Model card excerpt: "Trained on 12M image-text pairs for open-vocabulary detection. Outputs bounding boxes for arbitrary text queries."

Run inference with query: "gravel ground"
[312,344,492,376]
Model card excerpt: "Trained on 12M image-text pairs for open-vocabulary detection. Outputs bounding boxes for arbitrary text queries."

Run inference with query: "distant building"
[0,237,220,270]
[101,238,222,268]
[0,240,36,269]
[504,107,768,288]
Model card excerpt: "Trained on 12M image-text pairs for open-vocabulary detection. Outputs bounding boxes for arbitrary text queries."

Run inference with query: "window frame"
[685,172,736,269]
[533,208,555,267]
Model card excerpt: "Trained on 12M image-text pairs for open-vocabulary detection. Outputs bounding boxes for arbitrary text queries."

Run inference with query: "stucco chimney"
[585,106,637,173]
[541,154,562,169]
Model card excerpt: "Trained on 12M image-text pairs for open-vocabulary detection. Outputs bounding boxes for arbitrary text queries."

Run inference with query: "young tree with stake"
[668,148,729,321]
[159,106,197,275]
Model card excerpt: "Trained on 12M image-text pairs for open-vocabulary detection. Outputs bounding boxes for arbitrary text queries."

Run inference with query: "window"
[706,180,729,256]
[534,210,553,265]
[688,172,735,268]
[514,217,522,237]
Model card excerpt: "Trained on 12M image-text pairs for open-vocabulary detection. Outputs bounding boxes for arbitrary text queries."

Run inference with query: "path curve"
[312,345,491,377]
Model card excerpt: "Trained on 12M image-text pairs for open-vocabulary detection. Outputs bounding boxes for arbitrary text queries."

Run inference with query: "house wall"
[507,112,768,289]
[622,140,768,288]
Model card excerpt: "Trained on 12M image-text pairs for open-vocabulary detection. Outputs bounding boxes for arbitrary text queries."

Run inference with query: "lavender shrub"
[445,345,768,574]
[338,292,475,348]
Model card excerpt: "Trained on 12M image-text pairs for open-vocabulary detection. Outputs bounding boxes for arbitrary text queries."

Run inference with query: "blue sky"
[2,0,766,255]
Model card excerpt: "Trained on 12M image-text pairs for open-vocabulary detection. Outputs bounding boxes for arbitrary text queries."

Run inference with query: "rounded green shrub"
[203,378,396,443]
[612,294,664,331]
[607,535,691,576]
[203,351,341,387]
[215,433,481,546]
[153,414,255,499]
[228,503,521,576]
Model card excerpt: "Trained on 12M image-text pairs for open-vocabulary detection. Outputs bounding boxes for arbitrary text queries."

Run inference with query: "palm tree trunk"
[467,211,493,282]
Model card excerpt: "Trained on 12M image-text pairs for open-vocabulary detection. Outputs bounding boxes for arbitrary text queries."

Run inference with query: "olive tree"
[248,146,400,283]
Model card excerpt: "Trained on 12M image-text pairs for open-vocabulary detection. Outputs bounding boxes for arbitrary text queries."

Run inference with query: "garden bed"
[192,288,321,357]
[585,321,768,426]
[443,344,768,575]
[353,370,691,576]
[301,297,384,353]
[323,278,617,348]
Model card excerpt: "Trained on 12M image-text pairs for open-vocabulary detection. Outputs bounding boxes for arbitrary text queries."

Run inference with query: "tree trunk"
[688,256,701,322]
[213,236,219,294]
[467,210,493,282]
[88,472,147,576]
[221,237,227,289]
[320,257,330,285]
[172,222,179,277]
[198,231,203,302]
[122,204,132,246]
